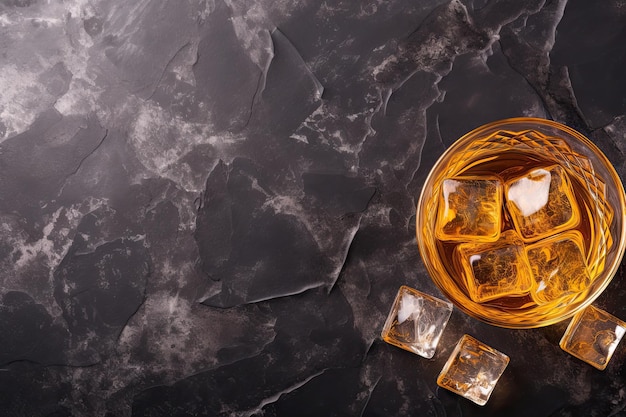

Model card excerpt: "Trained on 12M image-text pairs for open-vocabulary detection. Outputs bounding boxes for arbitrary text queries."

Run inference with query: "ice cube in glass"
[456,230,533,303]
[436,176,502,242]
[437,334,509,406]
[526,231,590,305]
[505,165,580,241]
[381,286,453,359]
[560,305,626,370]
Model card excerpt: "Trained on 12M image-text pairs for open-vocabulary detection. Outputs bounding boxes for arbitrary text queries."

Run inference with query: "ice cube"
[526,231,590,305]
[560,305,626,370]
[437,334,510,406]
[456,230,533,303]
[381,286,453,359]
[436,176,502,242]
[505,165,579,241]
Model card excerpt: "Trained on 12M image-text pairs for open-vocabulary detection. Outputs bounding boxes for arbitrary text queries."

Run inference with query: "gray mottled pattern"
[1,0,625,415]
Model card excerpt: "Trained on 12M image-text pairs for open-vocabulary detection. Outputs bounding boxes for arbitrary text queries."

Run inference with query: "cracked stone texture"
[1,0,626,415]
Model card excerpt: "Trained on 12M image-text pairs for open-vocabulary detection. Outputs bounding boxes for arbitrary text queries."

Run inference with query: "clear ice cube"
[381,286,453,359]
[505,165,579,241]
[456,230,533,303]
[437,334,510,406]
[436,176,502,242]
[526,231,590,305]
[560,305,626,370]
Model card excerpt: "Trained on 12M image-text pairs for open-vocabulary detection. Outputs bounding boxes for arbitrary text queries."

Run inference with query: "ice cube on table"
[436,176,503,242]
[505,165,579,241]
[437,334,510,406]
[560,305,626,370]
[456,230,533,303]
[526,231,590,305]
[381,286,453,359]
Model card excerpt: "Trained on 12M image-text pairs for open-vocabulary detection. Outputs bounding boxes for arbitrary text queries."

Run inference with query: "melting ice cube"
[437,334,509,406]
[505,166,579,241]
[436,176,502,242]
[381,286,453,359]
[456,230,533,303]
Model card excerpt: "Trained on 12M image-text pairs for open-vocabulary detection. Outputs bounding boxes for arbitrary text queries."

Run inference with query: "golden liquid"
[419,129,614,326]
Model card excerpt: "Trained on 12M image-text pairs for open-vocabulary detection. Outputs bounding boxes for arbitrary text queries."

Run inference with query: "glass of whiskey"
[416,118,626,328]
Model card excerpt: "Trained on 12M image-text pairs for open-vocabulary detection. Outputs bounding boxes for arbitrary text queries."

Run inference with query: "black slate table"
[1,0,626,416]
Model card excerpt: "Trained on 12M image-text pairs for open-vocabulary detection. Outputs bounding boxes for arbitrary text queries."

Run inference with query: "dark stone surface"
[1,0,626,415]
